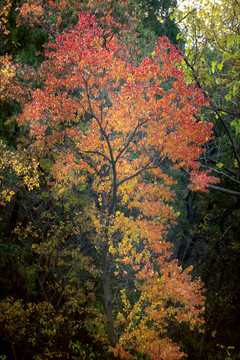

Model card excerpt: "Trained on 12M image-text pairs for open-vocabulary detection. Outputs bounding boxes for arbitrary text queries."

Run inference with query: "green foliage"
[169,7,240,355]
[0,202,111,359]
[0,297,111,360]
[141,0,180,44]
[0,234,35,299]
[169,187,240,360]
[173,0,240,196]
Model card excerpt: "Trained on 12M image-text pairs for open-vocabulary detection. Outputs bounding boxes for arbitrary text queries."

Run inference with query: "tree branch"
[115,118,149,163]
[208,184,240,196]
[183,56,240,166]
[117,162,157,187]
[200,165,240,185]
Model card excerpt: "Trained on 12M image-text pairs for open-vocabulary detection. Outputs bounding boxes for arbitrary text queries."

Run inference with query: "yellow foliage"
[0,140,39,204]
[0,56,16,98]
[0,0,11,36]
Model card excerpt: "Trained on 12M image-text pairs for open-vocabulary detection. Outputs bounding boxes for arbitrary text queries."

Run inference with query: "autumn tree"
[12,6,221,358]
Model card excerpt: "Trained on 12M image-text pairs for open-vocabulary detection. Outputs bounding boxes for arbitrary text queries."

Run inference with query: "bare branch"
[115,118,149,163]
[208,184,240,196]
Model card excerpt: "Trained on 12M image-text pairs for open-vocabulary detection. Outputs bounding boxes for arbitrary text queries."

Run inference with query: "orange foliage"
[0,0,11,36]
[17,8,219,359]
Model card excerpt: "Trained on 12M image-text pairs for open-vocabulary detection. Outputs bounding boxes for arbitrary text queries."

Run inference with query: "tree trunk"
[102,242,118,347]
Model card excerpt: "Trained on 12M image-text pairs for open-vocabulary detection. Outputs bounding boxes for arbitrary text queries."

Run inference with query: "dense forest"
[0,0,239,359]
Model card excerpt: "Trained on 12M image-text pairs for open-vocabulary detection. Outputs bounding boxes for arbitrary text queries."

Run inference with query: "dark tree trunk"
[102,241,118,347]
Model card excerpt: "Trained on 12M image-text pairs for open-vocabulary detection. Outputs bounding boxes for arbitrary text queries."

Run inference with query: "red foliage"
[17,8,219,359]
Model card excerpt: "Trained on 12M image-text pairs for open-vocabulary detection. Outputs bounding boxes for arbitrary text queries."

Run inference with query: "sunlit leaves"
[175,0,240,115]
[14,7,219,359]
[0,139,39,205]
[0,56,15,100]
[173,0,240,195]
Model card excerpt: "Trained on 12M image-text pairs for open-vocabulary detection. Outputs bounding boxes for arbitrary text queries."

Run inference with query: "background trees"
[169,1,240,358]
[174,0,240,196]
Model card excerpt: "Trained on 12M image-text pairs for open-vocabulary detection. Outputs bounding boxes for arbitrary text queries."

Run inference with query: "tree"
[6,6,218,359]
[169,2,240,357]
[173,0,240,197]
[141,0,180,44]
